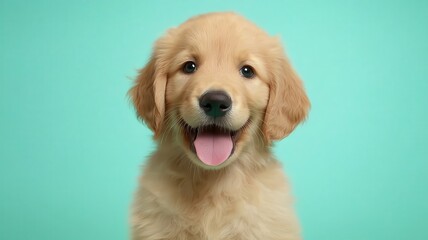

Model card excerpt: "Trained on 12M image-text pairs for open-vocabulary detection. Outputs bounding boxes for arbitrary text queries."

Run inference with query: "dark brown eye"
[240,65,255,79]
[183,61,197,74]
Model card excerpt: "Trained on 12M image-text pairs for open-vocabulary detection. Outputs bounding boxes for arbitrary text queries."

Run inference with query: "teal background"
[1,0,427,239]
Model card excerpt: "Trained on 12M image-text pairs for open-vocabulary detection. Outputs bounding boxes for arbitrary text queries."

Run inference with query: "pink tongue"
[193,130,233,166]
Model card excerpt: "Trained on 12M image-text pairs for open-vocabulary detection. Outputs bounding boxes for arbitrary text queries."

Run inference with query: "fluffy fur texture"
[129,12,310,240]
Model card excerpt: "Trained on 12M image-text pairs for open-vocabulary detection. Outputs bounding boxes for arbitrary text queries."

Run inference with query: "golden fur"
[129,12,310,240]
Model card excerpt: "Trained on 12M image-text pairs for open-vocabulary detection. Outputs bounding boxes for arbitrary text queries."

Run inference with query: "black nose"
[199,91,232,118]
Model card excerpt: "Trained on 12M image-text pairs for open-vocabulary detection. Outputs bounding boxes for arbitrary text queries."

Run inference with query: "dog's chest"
[160,177,288,240]
[170,191,261,239]
[133,165,299,239]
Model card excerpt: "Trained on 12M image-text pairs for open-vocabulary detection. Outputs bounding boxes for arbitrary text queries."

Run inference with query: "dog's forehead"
[170,14,272,63]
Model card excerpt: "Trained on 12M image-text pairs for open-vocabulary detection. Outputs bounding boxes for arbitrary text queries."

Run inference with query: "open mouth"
[182,123,243,166]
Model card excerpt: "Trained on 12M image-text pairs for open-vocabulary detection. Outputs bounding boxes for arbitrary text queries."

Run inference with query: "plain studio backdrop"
[1,1,427,239]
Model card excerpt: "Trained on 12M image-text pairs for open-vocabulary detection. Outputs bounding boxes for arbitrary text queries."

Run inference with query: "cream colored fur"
[129,12,310,240]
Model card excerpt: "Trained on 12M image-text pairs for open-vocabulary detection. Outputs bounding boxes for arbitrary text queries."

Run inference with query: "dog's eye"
[240,65,255,79]
[183,61,197,74]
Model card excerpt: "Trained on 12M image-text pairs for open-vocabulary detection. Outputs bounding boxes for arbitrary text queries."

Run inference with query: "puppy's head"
[130,13,309,169]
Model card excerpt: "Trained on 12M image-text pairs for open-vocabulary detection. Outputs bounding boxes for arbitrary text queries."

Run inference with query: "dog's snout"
[199,91,232,117]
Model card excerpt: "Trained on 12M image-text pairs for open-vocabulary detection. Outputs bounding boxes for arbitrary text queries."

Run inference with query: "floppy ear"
[263,49,310,141]
[129,41,169,138]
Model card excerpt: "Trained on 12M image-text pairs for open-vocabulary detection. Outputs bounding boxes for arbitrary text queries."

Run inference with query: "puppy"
[129,12,309,240]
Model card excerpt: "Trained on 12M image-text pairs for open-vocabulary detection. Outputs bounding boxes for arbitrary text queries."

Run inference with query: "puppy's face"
[130,13,310,169]
[165,21,271,168]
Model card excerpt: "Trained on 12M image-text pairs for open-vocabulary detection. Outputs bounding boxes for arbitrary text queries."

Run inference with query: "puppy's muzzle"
[199,90,232,118]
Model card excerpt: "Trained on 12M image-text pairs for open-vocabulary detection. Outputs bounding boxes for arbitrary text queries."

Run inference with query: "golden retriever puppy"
[129,12,310,240]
